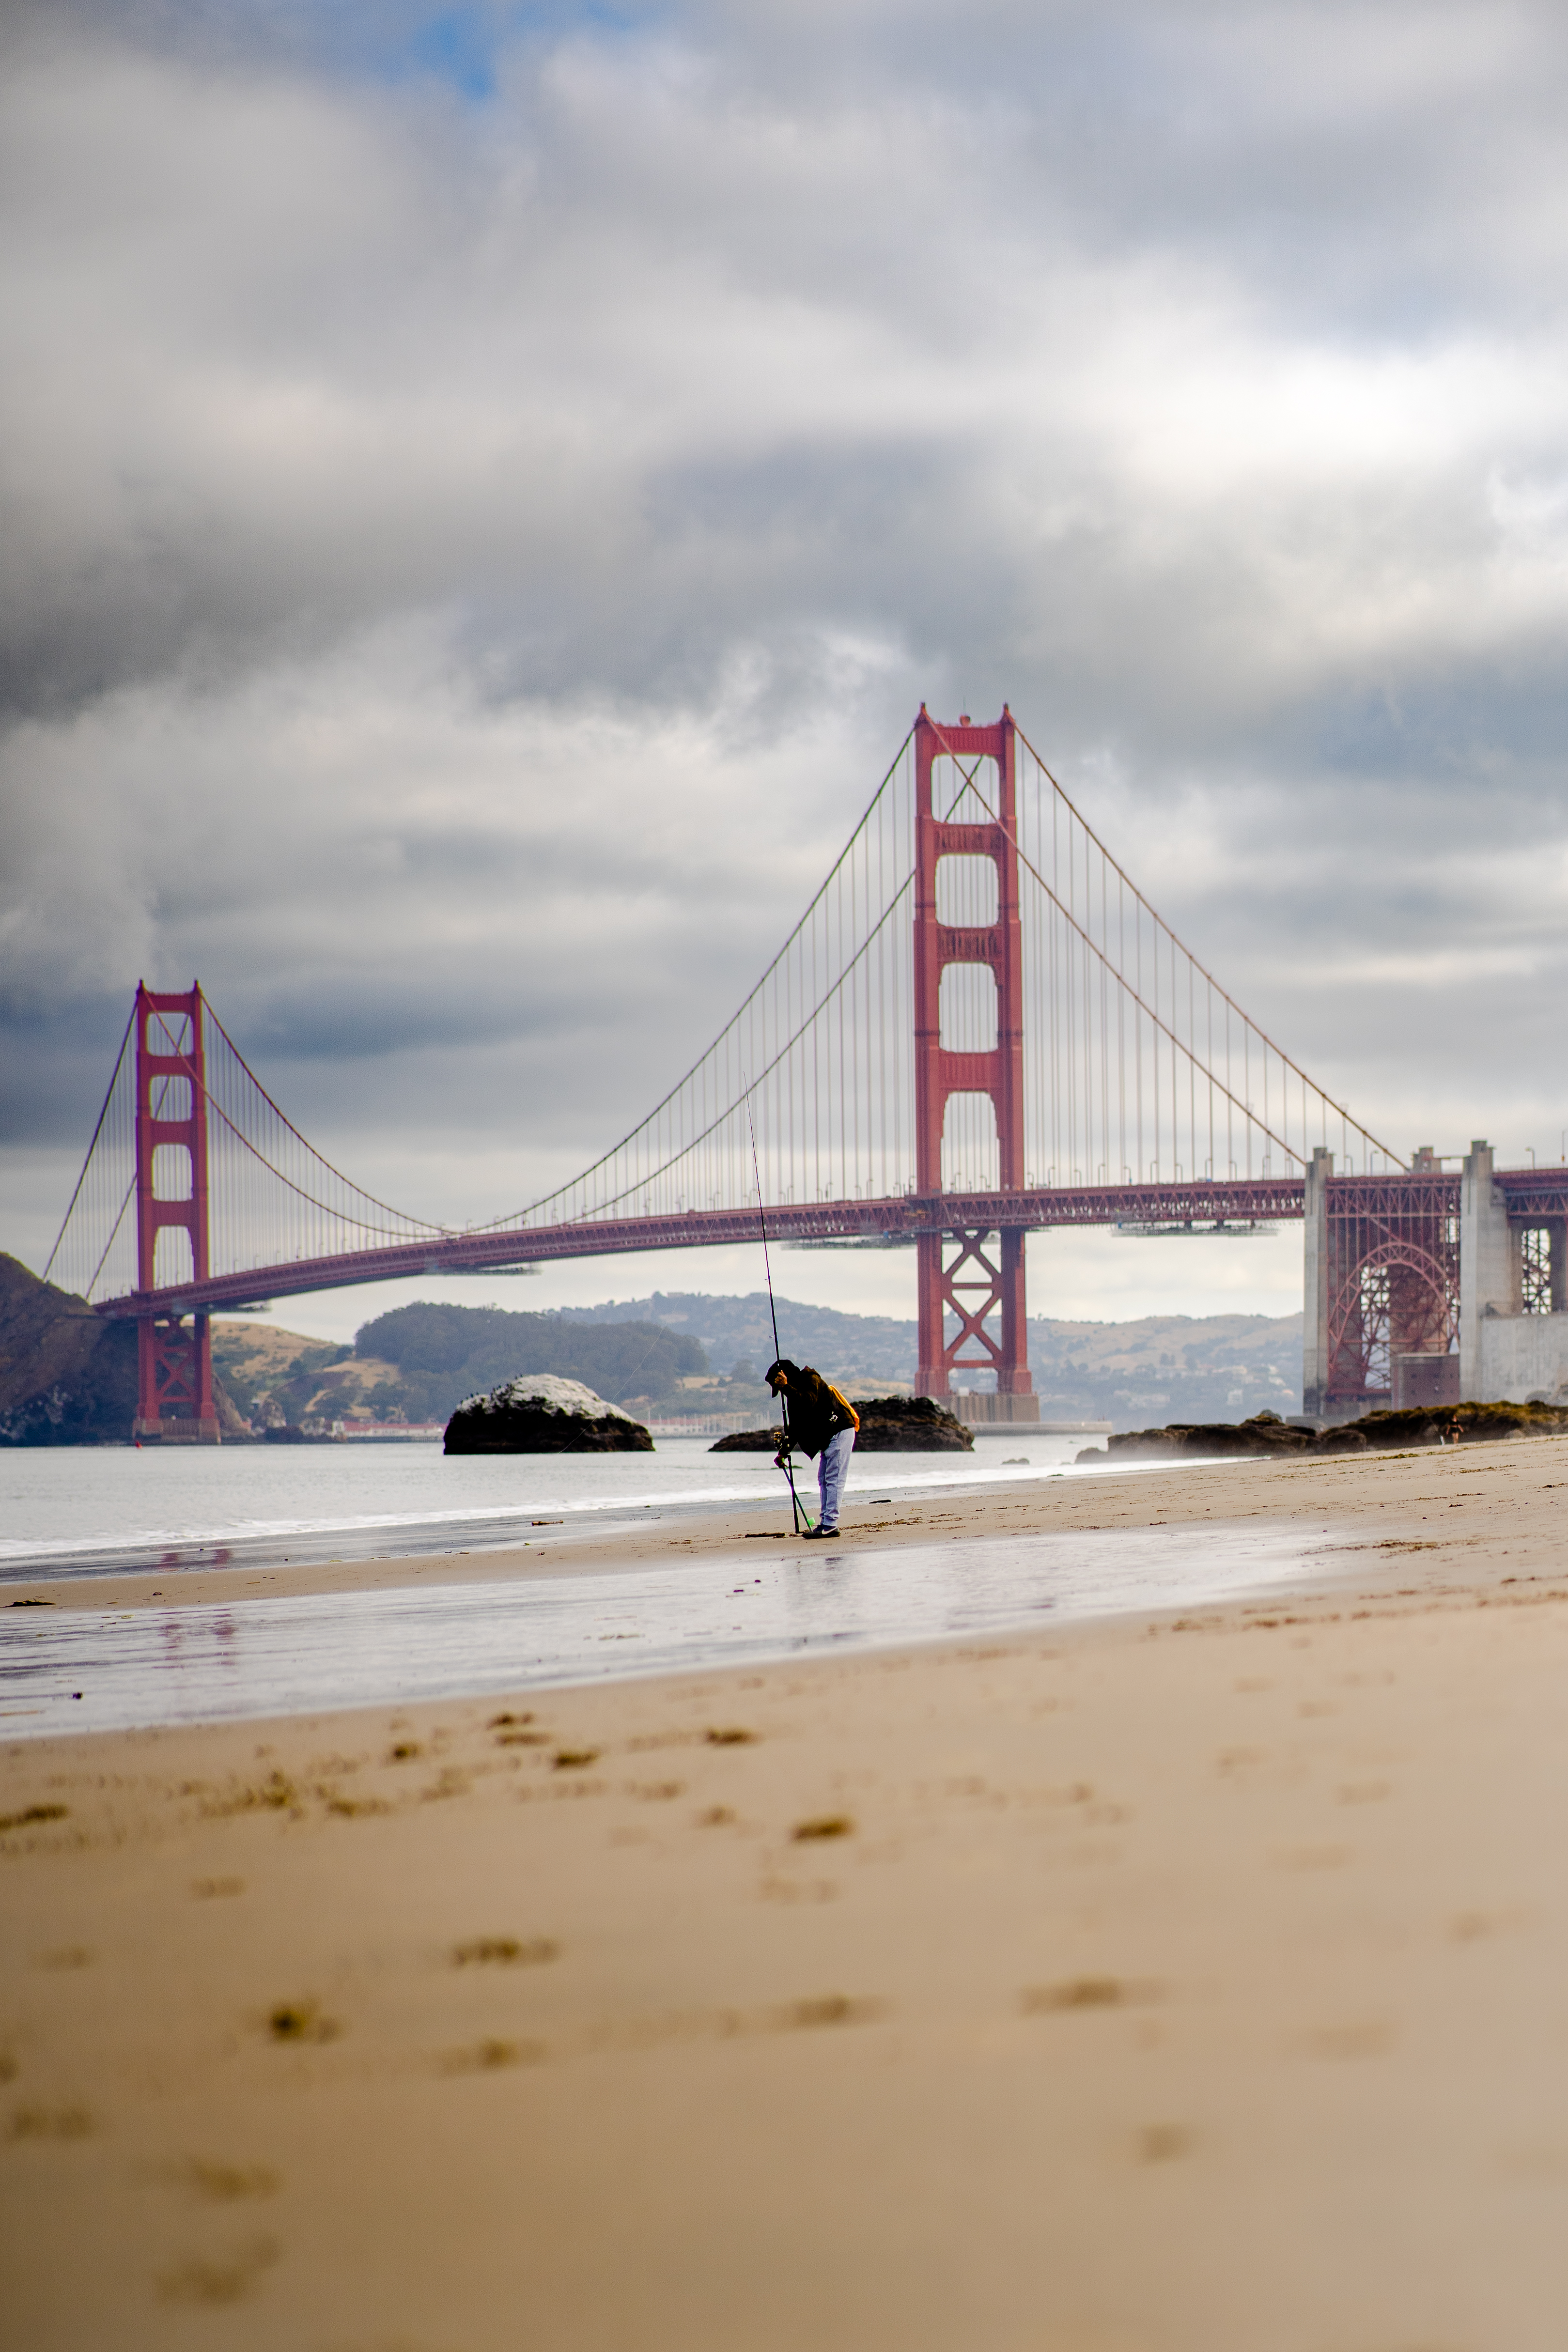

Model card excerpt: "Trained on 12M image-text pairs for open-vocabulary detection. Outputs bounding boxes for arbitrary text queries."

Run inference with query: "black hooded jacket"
[765,1360,860,1460]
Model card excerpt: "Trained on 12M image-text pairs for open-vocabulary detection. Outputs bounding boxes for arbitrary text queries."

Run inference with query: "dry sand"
[6,1436,1568,2348]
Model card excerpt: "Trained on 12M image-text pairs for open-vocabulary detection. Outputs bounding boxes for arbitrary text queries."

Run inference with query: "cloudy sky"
[5,0,1568,1344]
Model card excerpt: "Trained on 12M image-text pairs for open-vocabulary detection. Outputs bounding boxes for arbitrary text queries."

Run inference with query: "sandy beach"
[6,1436,1568,2348]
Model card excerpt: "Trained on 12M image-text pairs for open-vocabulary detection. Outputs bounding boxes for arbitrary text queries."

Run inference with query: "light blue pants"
[817,1426,855,1530]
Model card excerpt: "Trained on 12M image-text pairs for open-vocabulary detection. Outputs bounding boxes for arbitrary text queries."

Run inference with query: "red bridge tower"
[913,709,1037,1423]
[133,982,219,1443]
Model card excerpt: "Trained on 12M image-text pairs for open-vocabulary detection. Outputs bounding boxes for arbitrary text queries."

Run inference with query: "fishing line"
[744,1078,808,1535]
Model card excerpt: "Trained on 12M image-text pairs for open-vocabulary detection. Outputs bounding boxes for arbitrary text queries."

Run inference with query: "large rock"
[711,1394,974,1454]
[444,1374,653,1454]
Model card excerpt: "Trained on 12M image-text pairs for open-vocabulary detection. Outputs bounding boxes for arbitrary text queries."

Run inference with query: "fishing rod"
[745,1085,808,1535]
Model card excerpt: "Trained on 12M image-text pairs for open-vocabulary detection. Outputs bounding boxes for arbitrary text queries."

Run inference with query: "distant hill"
[352,1302,709,1421]
[215,1304,712,1427]
[556,1291,1304,1424]
[1028,1310,1302,1424]
[556,1291,915,1382]
[213,1289,1304,1431]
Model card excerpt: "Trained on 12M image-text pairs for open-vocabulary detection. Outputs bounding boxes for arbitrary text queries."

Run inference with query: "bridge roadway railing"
[94,1175,1314,1321]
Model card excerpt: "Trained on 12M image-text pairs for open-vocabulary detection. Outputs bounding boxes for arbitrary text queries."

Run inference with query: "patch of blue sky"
[306,1,655,99]
[189,2,656,101]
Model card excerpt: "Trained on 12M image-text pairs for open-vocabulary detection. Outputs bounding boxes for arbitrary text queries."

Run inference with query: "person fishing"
[765,1361,859,1540]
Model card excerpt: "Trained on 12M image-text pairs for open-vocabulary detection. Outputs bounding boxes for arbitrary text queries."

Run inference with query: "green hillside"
[350,1302,710,1423]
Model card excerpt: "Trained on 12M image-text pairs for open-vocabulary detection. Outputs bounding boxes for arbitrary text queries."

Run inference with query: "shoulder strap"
[824,1380,860,1430]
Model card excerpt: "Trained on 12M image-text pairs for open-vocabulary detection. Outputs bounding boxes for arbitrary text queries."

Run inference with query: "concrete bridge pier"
[1459,1141,1511,1398]
[1301,1146,1333,1421]
[1461,1140,1568,1403]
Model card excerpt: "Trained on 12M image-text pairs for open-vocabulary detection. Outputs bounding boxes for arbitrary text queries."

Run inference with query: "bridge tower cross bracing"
[913,706,1036,1420]
[133,982,219,1443]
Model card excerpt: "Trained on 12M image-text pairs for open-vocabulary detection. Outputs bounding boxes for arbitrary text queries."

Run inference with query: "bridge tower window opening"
[939,963,999,1055]
[934,852,999,928]
[152,1225,195,1290]
[151,1143,193,1202]
[941,1093,1000,1194]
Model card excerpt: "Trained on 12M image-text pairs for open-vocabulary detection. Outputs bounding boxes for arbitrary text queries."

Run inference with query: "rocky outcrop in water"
[444,1374,653,1454]
[1079,1400,1568,1464]
[711,1394,974,1453]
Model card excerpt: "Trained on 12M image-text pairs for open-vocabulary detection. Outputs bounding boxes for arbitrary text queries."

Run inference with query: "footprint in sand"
[157,2157,279,2201]
[156,2237,279,2306]
[451,1936,558,1968]
[266,2000,341,2045]
[437,2038,545,2074]
[1021,1977,1163,2014]
[9,2104,94,2141]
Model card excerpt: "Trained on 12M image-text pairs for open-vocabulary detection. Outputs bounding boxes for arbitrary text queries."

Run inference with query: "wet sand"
[5,1435,1568,2348]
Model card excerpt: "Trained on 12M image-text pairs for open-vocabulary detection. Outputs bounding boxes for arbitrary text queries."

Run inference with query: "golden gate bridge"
[46,709,1567,1439]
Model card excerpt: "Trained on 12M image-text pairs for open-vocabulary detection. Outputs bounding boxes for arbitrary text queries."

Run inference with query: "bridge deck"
[95,1166,1567,1320]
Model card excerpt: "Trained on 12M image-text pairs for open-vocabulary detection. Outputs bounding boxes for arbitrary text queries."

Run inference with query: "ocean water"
[0,1434,1101,1581]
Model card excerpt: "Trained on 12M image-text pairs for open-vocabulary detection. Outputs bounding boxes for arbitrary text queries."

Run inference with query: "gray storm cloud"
[5,0,1568,1277]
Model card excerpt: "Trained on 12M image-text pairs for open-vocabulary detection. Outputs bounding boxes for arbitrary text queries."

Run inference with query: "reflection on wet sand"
[1,1521,1322,1741]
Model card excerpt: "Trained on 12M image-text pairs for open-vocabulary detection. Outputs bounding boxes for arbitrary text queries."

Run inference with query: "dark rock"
[711,1394,973,1454]
[854,1395,974,1451]
[1349,1401,1568,1446]
[1077,1397,1568,1465]
[444,1374,652,1455]
[1087,1415,1316,1464]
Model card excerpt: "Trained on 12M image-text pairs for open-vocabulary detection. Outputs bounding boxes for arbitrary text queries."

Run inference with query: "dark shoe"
[802,1526,839,1539]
